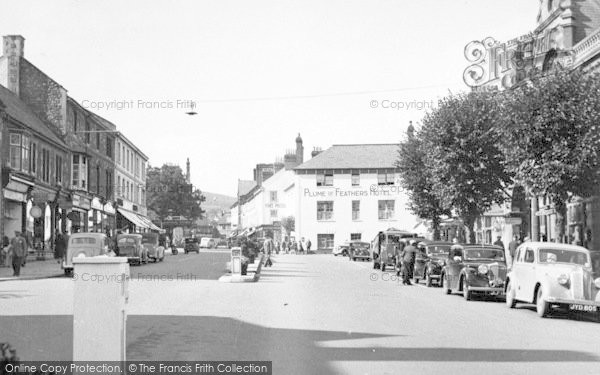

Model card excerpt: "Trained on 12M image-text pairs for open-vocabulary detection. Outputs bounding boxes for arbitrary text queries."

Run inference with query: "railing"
[572,28,600,67]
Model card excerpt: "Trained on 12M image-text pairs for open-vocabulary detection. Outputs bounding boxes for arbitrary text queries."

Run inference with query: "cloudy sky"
[1,0,538,198]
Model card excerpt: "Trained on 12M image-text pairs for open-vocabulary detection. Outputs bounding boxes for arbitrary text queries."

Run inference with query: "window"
[85,121,90,144]
[141,188,146,205]
[270,191,278,202]
[72,154,88,189]
[96,130,101,150]
[351,172,360,186]
[135,156,139,177]
[352,200,360,220]
[270,209,278,218]
[117,176,121,196]
[55,155,63,184]
[524,249,535,263]
[377,171,394,185]
[73,111,78,133]
[106,137,113,159]
[126,181,130,200]
[378,200,395,220]
[116,142,120,164]
[317,234,335,250]
[9,133,31,173]
[106,170,112,199]
[317,201,334,221]
[316,172,333,186]
[121,145,125,166]
[41,149,50,183]
[30,143,37,174]
[350,233,362,241]
[96,165,100,194]
[141,161,146,180]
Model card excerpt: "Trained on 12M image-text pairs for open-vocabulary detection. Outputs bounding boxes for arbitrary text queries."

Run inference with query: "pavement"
[1,253,600,375]
[0,253,64,281]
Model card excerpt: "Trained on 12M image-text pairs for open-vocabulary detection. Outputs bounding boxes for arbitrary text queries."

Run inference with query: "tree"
[280,216,295,239]
[420,91,514,243]
[397,125,451,240]
[498,68,600,242]
[146,164,206,221]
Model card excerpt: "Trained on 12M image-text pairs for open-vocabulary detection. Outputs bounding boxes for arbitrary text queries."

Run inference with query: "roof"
[294,144,399,170]
[238,180,257,197]
[0,84,68,148]
[522,242,590,252]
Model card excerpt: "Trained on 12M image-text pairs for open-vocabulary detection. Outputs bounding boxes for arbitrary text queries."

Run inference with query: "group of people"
[1,231,28,277]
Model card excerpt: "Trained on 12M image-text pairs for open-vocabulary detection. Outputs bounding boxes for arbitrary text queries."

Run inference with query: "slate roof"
[238,180,257,197]
[294,144,400,170]
[0,84,67,148]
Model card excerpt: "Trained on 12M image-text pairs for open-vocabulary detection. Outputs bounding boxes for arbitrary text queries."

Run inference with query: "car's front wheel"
[536,287,550,318]
[506,280,517,308]
[462,277,471,301]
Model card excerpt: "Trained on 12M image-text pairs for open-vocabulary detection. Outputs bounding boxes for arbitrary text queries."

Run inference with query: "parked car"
[62,233,112,275]
[333,242,350,256]
[441,244,507,301]
[216,240,229,249]
[142,233,165,262]
[414,240,453,286]
[371,229,419,271]
[505,242,600,318]
[184,237,200,253]
[348,241,371,261]
[117,234,146,265]
[199,237,215,249]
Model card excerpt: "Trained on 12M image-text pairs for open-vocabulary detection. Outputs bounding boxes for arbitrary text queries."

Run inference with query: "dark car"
[117,234,146,265]
[348,241,371,261]
[441,244,507,301]
[184,237,200,254]
[414,240,453,286]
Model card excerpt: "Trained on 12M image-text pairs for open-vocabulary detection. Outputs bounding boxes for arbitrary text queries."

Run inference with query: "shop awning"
[136,214,162,231]
[118,208,149,229]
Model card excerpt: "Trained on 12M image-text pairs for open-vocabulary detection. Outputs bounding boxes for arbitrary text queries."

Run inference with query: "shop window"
[317,201,334,221]
[350,233,361,240]
[378,200,395,220]
[352,200,360,220]
[317,234,335,250]
[351,172,360,186]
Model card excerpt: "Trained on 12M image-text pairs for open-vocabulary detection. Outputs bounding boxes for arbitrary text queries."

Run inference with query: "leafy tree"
[146,164,205,221]
[420,91,513,243]
[397,125,451,240]
[280,216,295,239]
[498,68,600,242]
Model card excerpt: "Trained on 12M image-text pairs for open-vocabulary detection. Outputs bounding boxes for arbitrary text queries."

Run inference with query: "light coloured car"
[505,242,600,318]
[62,233,112,275]
[199,237,215,249]
[332,242,350,256]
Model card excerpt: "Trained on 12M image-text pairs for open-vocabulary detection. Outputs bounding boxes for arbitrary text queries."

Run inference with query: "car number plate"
[569,304,598,313]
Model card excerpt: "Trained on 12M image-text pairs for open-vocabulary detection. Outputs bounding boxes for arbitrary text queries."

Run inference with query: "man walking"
[508,235,520,264]
[9,231,27,277]
[493,236,505,250]
[306,238,312,253]
[263,236,274,267]
[400,239,418,285]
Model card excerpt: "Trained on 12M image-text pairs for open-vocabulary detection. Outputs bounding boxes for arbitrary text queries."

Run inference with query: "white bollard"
[231,247,242,275]
[72,256,129,366]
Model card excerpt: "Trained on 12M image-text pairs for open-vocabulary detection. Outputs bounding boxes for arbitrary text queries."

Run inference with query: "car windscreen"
[464,249,505,261]
[71,237,97,244]
[539,249,589,265]
[352,243,370,250]
[428,245,450,255]
[118,238,137,245]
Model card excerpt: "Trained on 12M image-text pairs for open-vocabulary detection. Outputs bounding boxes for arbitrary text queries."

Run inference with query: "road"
[1,253,599,375]
[130,248,231,280]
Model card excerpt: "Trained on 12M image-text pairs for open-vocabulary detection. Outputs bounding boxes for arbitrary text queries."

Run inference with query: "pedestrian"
[1,236,9,267]
[54,231,67,263]
[400,240,418,285]
[263,237,273,267]
[298,239,304,255]
[8,231,27,277]
[493,236,505,250]
[508,235,519,262]
[306,238,312,253]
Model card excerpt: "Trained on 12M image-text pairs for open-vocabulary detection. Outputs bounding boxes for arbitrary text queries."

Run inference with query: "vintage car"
[333,242,350,256]
[441,244,507,301]
[184,237,200,253]
[371,229,419,271]
[348,241,371,261]
[62,233,112,275]
[414,240,453,286]
[141,233,165,262]
[199,237,216,249]
[117,234,146,265]
[505,242,600,318]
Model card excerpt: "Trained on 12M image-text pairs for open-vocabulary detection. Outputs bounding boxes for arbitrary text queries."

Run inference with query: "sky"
[0,0,539,198]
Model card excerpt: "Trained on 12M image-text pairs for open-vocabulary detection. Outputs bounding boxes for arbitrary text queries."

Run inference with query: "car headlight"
[437,259,445,266]
[557,274,569,286]
[594,278,600,289]
[77,253,86,258]
[478,264,489,274]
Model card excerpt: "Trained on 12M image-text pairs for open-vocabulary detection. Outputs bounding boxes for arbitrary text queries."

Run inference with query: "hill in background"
[202,191,236,220]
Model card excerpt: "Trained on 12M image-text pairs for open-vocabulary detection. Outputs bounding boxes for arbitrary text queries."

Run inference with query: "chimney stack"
[1,35,25,96]
[311,147,323,158]
[3,35,24,58]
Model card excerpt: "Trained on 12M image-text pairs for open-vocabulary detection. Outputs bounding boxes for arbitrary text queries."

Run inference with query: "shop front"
[88,197,117,235]
[1,173,33,240]
[67,193,91,234]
